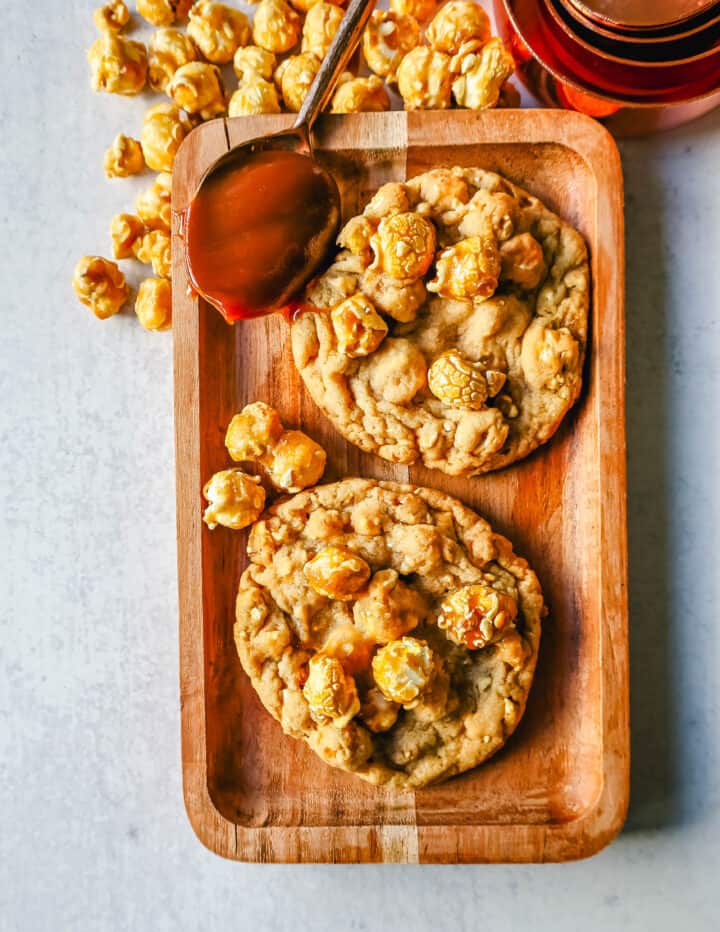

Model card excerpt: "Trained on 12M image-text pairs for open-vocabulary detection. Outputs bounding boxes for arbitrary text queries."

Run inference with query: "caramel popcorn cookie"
[292,168,589,476]
[235,478,544,788]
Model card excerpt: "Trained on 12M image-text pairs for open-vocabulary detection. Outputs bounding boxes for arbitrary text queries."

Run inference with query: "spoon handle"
[294,0,377,131]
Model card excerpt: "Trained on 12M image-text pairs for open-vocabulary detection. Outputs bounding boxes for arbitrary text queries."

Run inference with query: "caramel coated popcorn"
[302,654,360,726]
[88,34,148,95]
[233,45,276,81]
[147,27,199,92]
[135,276,173,331]
[134,229,172,278]
[73,256,128,320]
[427,349,505,410]
[278,53,321,112]
[167,61,226,118]
[187,1,251,63]
[228,75,282,115]
[426,0,490,55]
[370,211,436,280]
[93,1,130,33]
[226,401,283,461]
[330,75,391,114]
[141,103,193,173]
[396,46,452,110]
[303,546,371,601]
[252,0,301,54]
[301,2,343,60]
[110,213,145,259]
[428,233,500,300]
[362,10,421,82]
[450,37,514,110]
[103,134,144,178]
[331,293,388,357]
[138,0,192,27]
[372,636,435,706]
[202,467,265,529]
[225,403,326,492]
[136,173,172,231]
[437,584,518,650]
[389,0,438,24]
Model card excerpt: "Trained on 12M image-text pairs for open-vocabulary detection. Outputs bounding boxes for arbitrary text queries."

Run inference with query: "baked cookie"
[234,478,544,789]
[291,167,589,476]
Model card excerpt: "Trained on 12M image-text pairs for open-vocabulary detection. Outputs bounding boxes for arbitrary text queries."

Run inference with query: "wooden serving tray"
[172,110,628,863]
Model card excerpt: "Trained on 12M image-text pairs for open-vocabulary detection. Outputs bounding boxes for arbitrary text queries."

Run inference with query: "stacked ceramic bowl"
[494,0,720,133]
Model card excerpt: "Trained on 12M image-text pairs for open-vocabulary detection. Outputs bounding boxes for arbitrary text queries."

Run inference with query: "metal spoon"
[185,0,377,322]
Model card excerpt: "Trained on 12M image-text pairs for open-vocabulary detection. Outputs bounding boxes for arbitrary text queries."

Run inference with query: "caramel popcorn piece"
[202,467,265,529]
[278,53,321,113]
[302,654,360,726]
[226,401,284,461]
[451,37,514,110]
[353,569,426,644]
[73,256,128,320]
[187,1,251,64]
[264,430,326,492]
[134,229,172,278]
[225,403,327,492]
[389,0,438,24]
[252,0,301,54]
[499,233,546,290]
[427,349,505,410]
[330,75,391,114]
[93,1,130,33]
[437,584,518,650]
[301,2,343,59]
[138,0,192,27]
[331,293,388,357]
[141,103,193,173]
[364,182,409,220]
[109,213,145,260]
[336,215,374,262]
[103,134,144,179]
[147,27,199,92]
[233,45,276,81]
[362,10,421,83]
[372,636,435,706]
[88,34,148,95]
[136,173,172,231]
[426,0,491,55]
[370,211,436,280]
[428,233,500,300]
[168,62,226,119]
[289,0,342,11]
[135,277,173,331]
[228,75,282,116]
[396,46,452,111]
[303,546,371,601]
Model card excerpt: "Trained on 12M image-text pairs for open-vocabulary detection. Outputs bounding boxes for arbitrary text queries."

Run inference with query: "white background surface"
[1,3,719,930]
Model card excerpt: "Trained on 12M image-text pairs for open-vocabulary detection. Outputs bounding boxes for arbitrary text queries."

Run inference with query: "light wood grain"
[172,110,628,863]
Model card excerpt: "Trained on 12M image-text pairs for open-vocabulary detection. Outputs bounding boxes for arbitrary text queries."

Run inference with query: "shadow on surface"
[620,107,720,832]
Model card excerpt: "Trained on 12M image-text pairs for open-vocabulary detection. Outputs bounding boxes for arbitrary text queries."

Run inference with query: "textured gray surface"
[1,3,719,930]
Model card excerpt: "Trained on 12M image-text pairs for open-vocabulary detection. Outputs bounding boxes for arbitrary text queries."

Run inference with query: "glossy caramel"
[185,148,340,322]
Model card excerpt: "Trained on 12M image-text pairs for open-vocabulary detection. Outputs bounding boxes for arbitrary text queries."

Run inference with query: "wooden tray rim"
[173,109,629,864]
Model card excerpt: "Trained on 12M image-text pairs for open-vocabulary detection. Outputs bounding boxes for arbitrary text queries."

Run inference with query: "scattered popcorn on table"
[135,277,173,331]
[187,1,251,63]
[138,0,192,27]
[252,0,301,53]
[233,44,276,81]
[389,0,439,24]
[330,75,391,114]
[228,75,281,116]
[426,0,491,54]
[147,27,199,92]
[110,213,146,259]
[88,34,148,95]
[167,61,226,118]
[362,10,421,83]
[73,256,129,320]
[277,52,321,112]
[93,1,131,34]
[396,46,452,110]
[134,229,172,278]
[141,102,194,172]
[103,134,144,178]
[301,2,343,60]
[136,173,172,231]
